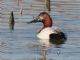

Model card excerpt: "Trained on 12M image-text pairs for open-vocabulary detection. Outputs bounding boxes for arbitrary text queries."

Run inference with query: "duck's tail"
[49,32,67,45]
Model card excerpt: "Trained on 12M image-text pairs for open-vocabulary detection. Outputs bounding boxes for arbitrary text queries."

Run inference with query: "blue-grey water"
[0,0,80,60]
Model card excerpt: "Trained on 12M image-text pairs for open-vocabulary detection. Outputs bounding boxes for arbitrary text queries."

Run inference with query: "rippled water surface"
[0,0,80,60]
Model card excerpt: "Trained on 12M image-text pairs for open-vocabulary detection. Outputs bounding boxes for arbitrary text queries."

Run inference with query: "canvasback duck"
[28,12,67,48]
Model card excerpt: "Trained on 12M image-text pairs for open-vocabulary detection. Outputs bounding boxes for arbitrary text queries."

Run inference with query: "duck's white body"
[37,27,59,40]
[37,27,60,46]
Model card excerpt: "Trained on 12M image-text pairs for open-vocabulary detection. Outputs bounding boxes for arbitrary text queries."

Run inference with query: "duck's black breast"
[49,32,67,45]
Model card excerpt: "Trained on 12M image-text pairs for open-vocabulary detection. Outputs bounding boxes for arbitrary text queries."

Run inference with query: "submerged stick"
[20,8,23,16]
[9,11,15,30]
[46,0,51,11]
[42,46,47,60]
[17,0,19,6]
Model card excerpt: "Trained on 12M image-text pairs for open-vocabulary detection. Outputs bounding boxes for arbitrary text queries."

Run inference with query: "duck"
[28,12,67,48]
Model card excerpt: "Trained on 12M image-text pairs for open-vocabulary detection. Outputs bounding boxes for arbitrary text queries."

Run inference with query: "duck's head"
[28,12,53,28]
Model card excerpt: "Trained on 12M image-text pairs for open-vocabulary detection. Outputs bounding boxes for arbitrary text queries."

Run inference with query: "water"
[0,0,80,60]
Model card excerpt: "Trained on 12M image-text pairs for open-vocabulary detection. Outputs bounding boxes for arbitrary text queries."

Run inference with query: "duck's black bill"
[28,17,42,24]
[27,20,37,24]
[27,19,42,24]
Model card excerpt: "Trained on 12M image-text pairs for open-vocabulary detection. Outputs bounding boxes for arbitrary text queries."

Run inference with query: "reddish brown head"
[28,12,53,28]
[38,12,53,28]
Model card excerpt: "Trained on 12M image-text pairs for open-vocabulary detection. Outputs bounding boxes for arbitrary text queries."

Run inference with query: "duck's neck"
[43,17,53,28]
[39,19,52,33]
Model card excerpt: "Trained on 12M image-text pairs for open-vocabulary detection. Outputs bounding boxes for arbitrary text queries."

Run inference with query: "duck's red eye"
[39,16,44,20]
